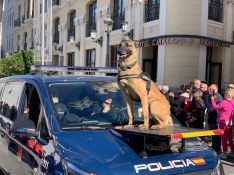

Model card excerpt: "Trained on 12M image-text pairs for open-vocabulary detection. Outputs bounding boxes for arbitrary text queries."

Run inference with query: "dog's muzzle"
[117,50,132,60]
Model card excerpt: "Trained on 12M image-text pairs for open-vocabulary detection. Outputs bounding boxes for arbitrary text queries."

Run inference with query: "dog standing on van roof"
[117,37,173,130]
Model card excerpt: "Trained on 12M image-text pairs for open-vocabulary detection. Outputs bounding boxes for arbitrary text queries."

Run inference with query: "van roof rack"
[30,65,118,76]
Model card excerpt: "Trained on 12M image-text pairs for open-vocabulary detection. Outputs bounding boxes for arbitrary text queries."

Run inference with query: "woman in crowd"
[188,92,205,128]
[211,89,234,158]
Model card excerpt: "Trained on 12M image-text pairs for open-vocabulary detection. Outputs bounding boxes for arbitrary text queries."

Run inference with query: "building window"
[53,18,60,43]
[112,0,125,31]
[52,0,60,6]
[17,35,20,51]
[67,10,76,42]
[14,5,21,27]
[23,32,27,50]
[45,0,48,13]
[144,0,160,23]
[208,0,223,23]
[206,47,222,90]
[86,49,96,67]
[32,0,35,18]
[86,1,97,37]
[68,52,75,66]
[86,49,96,75]
[27,0,30,18]
[142,46,158,82]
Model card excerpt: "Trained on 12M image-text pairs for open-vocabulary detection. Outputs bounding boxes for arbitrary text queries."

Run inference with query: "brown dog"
[117,38,173,130]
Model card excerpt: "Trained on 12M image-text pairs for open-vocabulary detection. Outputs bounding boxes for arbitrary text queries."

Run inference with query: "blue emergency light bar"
[31,65,118,74]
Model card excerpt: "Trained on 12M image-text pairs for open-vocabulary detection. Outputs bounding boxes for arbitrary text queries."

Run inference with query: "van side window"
[1,82,24,121]
[23,84,41,128]
[24,84,50,142]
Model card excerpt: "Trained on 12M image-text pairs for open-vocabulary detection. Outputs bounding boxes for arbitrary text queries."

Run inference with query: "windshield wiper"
[62,125,107,130]
[61,121,113,130]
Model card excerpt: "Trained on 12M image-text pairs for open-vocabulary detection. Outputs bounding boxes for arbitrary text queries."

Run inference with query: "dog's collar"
[118,72,152,95]
[118,61,137,71]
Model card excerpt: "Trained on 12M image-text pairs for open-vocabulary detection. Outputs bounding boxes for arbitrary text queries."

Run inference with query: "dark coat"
[189,98,205,128]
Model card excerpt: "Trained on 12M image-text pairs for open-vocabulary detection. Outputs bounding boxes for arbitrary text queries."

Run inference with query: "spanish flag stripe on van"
[191,158,206,165]
[171,129,223,139]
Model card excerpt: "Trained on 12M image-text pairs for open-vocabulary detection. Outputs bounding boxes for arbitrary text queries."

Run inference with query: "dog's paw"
[151,125,163,130]
[123,125,135,129]
[138,124,149,131]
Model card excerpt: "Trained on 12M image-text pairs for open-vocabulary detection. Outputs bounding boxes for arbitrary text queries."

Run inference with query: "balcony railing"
[112,11,125,31]
[67,29,75,42]
[53,33,60,43]
[14,17,21,27]
[53,0,61,6]
[144,0,160,23]
[86,22,96,37]
[208,0,223,23]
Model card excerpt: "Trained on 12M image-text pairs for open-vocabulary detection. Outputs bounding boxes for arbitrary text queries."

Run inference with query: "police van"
[0,65,224,175]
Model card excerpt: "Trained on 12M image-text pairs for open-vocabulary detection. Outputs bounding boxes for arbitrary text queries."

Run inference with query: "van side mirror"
[11,119,38,137]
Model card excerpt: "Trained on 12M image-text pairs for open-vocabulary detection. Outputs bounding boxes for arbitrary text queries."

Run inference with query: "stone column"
[58,22,67,66]
[133,0,143,66]
[77,15,86,66]
[198,0,208,81]
[74,16,79,66]
[125,0,132,27]
[102,6,110,67]
[96,8,103,67]
[223,1,233,86]
[157,0,167,84]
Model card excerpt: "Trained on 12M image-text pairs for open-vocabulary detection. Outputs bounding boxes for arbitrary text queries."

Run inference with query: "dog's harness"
[118,72,152,94]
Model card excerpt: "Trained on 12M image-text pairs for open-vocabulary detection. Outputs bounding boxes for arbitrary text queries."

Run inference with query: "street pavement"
[202,136,234,175]
[223,129,234,175]
[221,157,234,175]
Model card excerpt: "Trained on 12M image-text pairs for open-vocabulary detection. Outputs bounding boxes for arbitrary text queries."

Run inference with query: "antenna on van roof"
[30,65,118,76]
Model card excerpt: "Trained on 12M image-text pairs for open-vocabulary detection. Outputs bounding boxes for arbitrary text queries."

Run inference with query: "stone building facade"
[2,0,234,89]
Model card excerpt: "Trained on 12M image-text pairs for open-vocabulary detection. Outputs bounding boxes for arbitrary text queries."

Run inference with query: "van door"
[0,81,45,174]
[0,81,32,174]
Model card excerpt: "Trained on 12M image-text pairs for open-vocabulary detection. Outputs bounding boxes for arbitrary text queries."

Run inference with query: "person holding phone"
[207,84,223,153]
[211,89,234,158]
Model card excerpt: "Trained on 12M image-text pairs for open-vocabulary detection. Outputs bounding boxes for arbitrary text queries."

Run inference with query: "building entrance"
[142,46,158,82]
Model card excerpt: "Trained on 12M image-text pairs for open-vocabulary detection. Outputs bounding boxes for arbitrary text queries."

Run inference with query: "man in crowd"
[200,82,209,129]
[193,79,202,94]
[191,79,202,100]
[207,84,223,153]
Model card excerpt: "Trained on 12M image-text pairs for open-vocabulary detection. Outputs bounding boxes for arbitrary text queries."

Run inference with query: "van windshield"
[46,81,144,129]
[47,80,179,130]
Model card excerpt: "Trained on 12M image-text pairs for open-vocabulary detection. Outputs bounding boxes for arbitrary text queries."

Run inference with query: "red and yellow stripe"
[171,129,223,139]
[191,158,206,165]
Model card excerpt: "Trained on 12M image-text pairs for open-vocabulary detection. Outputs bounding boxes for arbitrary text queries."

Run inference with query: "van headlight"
[63,160,96,175]
[211,160,224,175]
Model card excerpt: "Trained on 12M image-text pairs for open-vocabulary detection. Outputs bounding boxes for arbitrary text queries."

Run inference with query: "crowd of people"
[157,80,234,158]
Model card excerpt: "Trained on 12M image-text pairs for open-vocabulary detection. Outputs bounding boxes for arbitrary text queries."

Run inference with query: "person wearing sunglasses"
[228,84,234,92]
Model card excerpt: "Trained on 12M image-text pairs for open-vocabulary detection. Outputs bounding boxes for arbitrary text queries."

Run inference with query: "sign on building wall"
[135,35,231,48]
